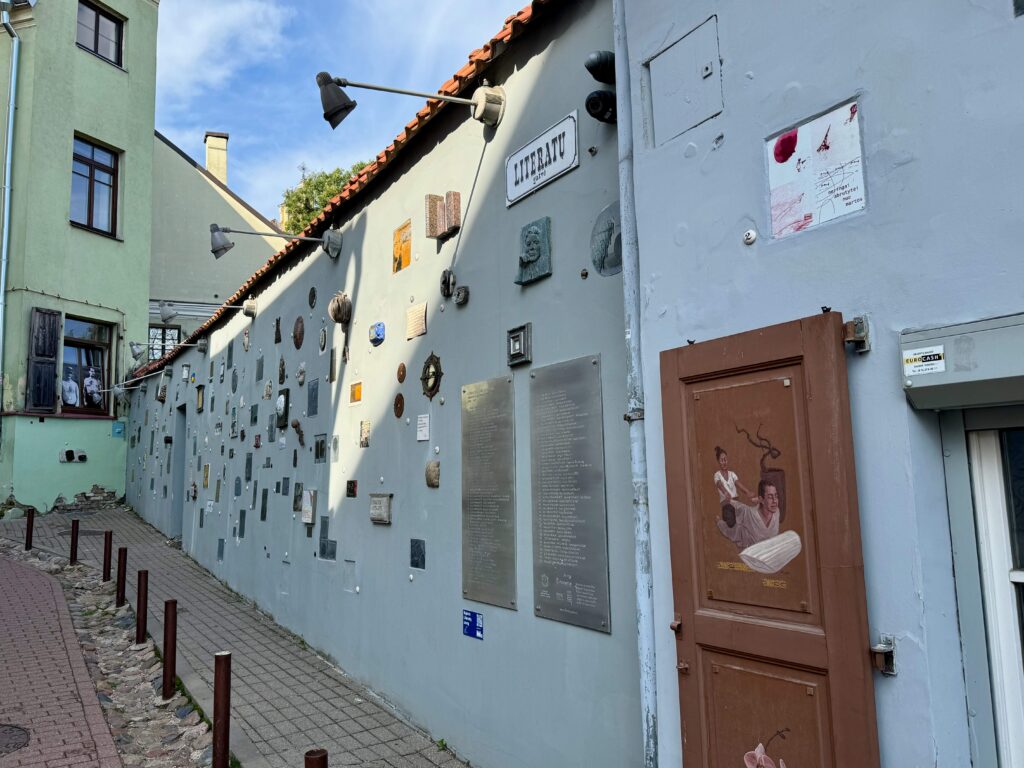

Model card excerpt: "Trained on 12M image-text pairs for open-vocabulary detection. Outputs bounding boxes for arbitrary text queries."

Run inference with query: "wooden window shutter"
[27,307,60,412]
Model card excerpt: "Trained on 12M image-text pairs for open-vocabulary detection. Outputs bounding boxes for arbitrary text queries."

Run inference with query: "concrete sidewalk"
[0,557,121,768]
[0,509,465,768]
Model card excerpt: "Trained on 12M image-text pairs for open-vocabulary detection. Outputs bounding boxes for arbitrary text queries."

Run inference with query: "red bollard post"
[70,519,79,564]
[162,600,177,700]
[24,508,34,551]
[135,570,148,644]
[115,547,127,607]
[102,531,112,581]
[305,748,328,768]
[213,651,231,768]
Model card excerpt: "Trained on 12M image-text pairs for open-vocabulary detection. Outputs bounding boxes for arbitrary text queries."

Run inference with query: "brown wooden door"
[660,312,878,767]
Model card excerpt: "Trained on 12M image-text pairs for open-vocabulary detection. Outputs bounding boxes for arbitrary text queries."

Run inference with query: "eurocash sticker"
[462,609,483,640]
[903,345,946,376]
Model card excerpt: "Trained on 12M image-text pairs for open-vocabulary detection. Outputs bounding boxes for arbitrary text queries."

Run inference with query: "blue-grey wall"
[625,1,1024,765]
[127,2,645,766]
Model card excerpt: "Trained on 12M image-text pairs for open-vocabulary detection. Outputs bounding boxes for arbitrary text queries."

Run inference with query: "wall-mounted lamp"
[210,223,343,260]
[316,72,506,129]
[159,299,257,325]
[130,337,210,362]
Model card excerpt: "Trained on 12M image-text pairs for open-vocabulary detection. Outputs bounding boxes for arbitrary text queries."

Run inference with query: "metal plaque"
[293,316,305,349]
[461,376,516,609]
[530,355,610,632]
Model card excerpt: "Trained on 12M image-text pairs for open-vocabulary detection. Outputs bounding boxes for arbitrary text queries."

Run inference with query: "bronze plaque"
[530,355,610,632]
[462,376,516,609]
[393,392,404,418]
[293,316,304,349]
[397,362,406,383]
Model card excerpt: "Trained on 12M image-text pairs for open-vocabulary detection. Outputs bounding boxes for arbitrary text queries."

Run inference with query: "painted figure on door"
[713,426,802,574]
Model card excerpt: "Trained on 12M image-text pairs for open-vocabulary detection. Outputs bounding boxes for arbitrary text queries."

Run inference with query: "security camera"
[585,90,616,124]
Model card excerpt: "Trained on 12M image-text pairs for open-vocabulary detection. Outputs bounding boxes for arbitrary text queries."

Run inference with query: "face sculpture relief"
[521,225,542,265]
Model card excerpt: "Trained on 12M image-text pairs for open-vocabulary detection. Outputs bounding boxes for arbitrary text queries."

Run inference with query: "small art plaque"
[392,219,411,273]
[369,493,393,525]
[462,609,484,640]
[515,218,552,286]
[406,302,427,340]
[301,489,317,525]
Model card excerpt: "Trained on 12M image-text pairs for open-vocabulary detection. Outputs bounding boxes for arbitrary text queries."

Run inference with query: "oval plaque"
[308,286,317,308]
[293,316,305,349]
[394,392,405,418]
[397,362,407,383]
[319,326,327,352]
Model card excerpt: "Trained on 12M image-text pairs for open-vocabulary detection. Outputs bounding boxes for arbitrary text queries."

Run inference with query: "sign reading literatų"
[505,111,579,206]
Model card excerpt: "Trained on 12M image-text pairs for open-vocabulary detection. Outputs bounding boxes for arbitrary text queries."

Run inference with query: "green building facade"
[0,0,159,510]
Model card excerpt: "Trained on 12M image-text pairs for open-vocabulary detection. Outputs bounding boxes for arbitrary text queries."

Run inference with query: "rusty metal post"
[102,531,112,581]
[304,748,328,768]
[162,600,177,700]
[24,508,33,550]
[69,518,79,564]
[115,547,127,607]
[135,570,148,644]
[213,651,231,768]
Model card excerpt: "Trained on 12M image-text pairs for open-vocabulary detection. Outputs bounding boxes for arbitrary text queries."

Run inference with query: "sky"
[155,0,520,222]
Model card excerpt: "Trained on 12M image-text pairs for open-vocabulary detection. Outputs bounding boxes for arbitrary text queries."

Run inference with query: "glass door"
[968,429,1024,767]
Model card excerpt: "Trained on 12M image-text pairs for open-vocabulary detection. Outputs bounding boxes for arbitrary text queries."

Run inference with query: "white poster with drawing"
[767,101,865,239]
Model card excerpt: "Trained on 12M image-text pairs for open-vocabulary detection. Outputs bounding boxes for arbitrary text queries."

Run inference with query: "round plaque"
[394,392,405,418]
[397,362,407,383]
[308,286,317,308]
[293,316,305,349]
[420,352,442,400]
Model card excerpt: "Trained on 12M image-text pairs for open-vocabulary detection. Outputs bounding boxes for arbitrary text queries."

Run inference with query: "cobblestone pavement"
[0,510,467,768]
[0,556,121,768]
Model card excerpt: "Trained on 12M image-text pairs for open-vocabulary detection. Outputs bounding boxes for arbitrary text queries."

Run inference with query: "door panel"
[661,312,878,767]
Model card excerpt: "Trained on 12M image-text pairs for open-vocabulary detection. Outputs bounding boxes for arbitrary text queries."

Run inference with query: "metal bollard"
[135,570,148,644]
[70,519,79,564]
[24,508,33,551]
[304,748,328,768]
[115,547,127,607]
[162,600,177,700]
[213,652,231,768]
[102,531,112,581]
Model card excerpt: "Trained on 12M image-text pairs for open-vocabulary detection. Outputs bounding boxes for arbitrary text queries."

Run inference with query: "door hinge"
[870,633,896,676]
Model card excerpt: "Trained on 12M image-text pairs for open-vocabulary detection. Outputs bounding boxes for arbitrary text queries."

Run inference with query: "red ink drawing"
[817,126,831,153]
[773,129,798,163]
[795,158,806,172]
[845,103,858,123]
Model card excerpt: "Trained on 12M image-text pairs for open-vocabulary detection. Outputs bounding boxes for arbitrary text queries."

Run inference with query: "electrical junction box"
[900,312,1024,410]
[646,15,723,146]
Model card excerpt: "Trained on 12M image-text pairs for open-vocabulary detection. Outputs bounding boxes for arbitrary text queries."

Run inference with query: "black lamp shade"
[317,72,357,129]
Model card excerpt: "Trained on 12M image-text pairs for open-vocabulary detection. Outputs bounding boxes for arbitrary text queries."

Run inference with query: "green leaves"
[281,161,369,233]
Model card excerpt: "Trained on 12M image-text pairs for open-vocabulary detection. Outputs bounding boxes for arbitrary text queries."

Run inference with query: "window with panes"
[76,1,122,66]
[61,317,112,413]
[148,325,181,361]
[70,137,118,235]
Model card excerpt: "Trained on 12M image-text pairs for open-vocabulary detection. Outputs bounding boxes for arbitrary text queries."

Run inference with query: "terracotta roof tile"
[138,0,556,376]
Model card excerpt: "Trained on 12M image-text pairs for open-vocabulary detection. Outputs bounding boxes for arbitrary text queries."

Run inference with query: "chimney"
[204,131,229,185]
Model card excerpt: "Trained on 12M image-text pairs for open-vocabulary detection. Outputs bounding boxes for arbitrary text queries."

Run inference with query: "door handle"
[670,615,682,634]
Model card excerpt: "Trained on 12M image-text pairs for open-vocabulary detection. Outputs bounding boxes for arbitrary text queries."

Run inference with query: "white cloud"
[156,0,293,108]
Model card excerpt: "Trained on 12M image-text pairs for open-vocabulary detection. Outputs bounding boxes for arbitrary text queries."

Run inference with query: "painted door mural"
[660,312,878,767]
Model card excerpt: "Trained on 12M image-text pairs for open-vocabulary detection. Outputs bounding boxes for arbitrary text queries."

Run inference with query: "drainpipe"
[0,3,19,423]
[611,0,658,765]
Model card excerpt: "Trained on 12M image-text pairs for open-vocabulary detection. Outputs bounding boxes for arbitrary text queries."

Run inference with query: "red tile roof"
[140,0,556,376]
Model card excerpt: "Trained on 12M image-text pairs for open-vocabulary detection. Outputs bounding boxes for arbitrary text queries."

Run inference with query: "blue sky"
[156,0,519,221]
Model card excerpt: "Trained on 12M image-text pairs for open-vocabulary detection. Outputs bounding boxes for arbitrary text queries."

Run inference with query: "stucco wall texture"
[626,1,1024,765]
[128,3,645,767]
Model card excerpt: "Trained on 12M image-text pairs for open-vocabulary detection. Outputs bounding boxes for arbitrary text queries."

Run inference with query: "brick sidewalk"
[0,510,466,768]
[0,557,120,768]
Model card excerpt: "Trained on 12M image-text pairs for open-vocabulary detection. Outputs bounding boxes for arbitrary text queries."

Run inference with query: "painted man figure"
[717,479,781,550]
[61,368,80,407]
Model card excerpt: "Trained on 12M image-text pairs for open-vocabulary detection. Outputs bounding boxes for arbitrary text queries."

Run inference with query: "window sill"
[2,410,114,420]
[75,43,126,72]
[69,221,122,242]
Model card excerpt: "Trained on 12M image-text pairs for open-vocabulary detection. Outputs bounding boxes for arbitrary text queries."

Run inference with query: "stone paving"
[0,509,468,768]
[0,556,120,768]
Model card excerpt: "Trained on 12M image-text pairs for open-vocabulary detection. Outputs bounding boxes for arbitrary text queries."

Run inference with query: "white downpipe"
[611,0,658,765]
[0,5,20,424]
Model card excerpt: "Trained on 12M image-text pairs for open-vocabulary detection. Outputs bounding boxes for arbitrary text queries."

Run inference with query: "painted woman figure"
[713,446,754,505]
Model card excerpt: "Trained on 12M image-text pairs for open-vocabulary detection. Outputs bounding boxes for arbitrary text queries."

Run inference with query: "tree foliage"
[281,161,369,232]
